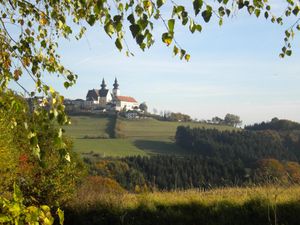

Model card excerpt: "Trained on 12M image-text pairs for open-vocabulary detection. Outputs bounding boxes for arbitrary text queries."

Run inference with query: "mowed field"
[65,115,236,157]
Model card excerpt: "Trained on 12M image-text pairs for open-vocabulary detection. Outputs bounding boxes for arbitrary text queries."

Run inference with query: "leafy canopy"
[1,0,300,158]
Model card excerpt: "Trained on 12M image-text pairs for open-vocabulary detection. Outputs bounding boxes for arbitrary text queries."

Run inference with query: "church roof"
[86,89,99,101]
[86,88,109,101]
[116,96,137,103]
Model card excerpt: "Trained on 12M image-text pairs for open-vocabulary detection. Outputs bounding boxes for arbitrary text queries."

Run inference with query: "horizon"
[10,4,300,125]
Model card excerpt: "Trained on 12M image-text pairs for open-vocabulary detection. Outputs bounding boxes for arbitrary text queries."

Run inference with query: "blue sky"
[13,3,300,125]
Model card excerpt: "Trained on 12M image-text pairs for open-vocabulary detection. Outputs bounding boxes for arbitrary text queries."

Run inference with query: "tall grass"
[65,185,300,225]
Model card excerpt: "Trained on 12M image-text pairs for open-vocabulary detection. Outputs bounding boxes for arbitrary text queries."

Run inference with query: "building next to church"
[85,78,139,111]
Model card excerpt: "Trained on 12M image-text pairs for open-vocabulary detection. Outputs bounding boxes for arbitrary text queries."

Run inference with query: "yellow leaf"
[185,54,190,62]
[39,17,48,26]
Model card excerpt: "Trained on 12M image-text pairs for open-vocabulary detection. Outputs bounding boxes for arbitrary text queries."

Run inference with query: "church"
[85,78,139,111]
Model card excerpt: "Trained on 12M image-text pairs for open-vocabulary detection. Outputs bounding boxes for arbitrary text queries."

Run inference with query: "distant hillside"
[64,115,236,157]
[245,118,300,131]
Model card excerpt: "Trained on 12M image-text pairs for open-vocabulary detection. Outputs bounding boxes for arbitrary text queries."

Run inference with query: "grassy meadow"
[118,118,235,139]
[65,185,300,225]
[64,115,236,157]
[64,115,113,139]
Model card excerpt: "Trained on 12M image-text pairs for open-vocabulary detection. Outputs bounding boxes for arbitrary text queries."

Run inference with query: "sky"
[12,2,300,125]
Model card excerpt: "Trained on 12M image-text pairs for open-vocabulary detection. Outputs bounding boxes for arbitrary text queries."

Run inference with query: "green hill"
[64,115,236,157]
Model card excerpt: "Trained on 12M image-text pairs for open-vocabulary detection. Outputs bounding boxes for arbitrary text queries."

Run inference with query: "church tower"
[112,77,120,96]
[98,78,111,107]
[100,78,107,90]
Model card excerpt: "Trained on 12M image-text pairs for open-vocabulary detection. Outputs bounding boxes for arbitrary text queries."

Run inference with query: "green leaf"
[195,24,202,32]
[218,6,225,17]
[292,6,300,16]
[219,18,223,26]
[202,9,212,23]
[57,208,64,225]
[115,38,123,51]
[193,0,203,16]
[189,19,195,33]
[264,11,269,19]
[64,82,70,89]
[225,9,231,16]
[173,45,179,56]
[180,49,186,60]
[136,34,145,45]
[168,19,175,32]
[118,3,124,11]
[162,32,173,46]
[127,14,135,24]
[285,30,290,38]
[247,6,254,14]
[104,22,115,37]
[157,0,166,8]
[130,24,140,38]
[276,17,283,24]
[254,9,261,17]
[282,46,287,53]
[238,0,245,9]
[113,15,122,23]
[286,50,292,56]
[87,15,96,26]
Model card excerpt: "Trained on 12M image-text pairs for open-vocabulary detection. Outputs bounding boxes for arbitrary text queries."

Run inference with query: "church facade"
[85,78,138,111]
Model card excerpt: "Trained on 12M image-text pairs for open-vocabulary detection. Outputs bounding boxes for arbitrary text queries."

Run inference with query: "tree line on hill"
[211,113,242,127]
[175,126,299,163]
[245,117,300,131]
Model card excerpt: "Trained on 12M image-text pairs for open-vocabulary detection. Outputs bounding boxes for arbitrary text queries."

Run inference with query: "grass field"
[65,185,300,225]
[120,118,235,140]
[73,139,147,157]
[65,115,236,157]
[64,115,113,139]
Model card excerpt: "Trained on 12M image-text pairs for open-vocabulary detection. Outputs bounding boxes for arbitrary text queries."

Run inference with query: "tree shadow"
[133,139,186,155]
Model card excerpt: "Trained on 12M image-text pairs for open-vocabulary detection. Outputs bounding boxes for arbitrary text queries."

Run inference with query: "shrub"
[0,184,64,225]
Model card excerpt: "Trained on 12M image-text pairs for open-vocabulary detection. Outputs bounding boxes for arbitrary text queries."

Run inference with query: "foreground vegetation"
[65,185,300,225]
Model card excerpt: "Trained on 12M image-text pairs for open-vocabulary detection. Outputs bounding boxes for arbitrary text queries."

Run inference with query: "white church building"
[85,78,139,111]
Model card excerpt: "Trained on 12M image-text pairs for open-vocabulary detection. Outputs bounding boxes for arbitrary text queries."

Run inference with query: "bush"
[0,91,87,208]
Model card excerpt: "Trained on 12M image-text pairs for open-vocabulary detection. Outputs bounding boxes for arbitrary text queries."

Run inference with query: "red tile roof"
[116,96,137,103]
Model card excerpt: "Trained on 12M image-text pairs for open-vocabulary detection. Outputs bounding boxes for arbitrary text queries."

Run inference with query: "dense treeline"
[175,126,299,163]
[245,117,300,131]
[123,155,246,189]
